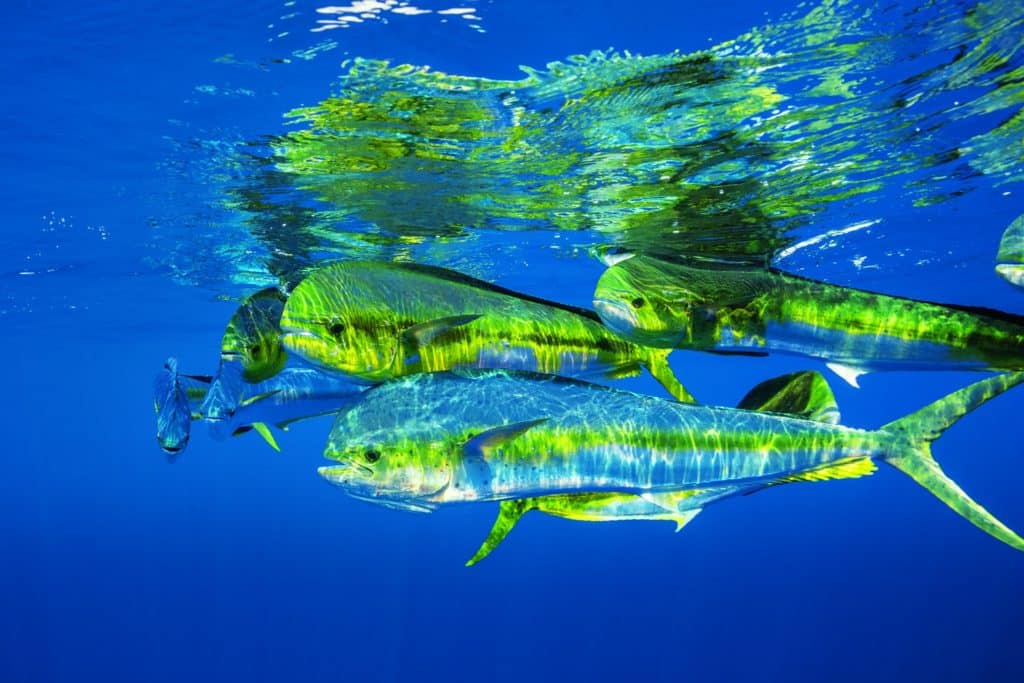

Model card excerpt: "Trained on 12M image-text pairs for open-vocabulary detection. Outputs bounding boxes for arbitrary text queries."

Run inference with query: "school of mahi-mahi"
[156,256,1024,564]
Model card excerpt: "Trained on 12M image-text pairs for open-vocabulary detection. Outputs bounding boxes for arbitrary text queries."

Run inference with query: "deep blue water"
[3,1,1023,681]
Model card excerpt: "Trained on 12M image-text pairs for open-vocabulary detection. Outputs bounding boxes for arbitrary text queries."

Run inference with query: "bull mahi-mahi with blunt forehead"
[593,255,1024,387]
[279,261,695,402]
[319,368,1024,560]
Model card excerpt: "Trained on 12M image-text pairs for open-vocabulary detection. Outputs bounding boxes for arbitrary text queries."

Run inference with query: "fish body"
[324,369,883,503]
[593,256,1024,378]
[279,261,695,402]
[465,369,841,564]
[322,368,1024,554]
[153,358,211,456]
[157,362,366,454]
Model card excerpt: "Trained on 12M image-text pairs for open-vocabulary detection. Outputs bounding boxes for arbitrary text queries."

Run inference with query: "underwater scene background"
[3,0,1024,680]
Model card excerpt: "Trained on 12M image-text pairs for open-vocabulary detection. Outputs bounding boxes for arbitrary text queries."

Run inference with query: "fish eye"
[251,343,262,357]
[630,297,646,309]
[327,320,346,337]
[364,449,381,463]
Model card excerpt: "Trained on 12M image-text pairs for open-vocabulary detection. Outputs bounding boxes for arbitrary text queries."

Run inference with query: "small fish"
[593,255,1024,386]
[153,358,211,457]
[466,369,841,565]
[995,214,1024,288]
[157,362,365,454]
[279,261,696,402]
[320,368,1024,560]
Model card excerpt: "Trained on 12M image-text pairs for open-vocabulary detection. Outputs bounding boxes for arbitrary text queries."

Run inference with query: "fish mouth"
[159,439,187,455]
[219,351,244,362]
[320,457,374,477]
[592,297,639,335]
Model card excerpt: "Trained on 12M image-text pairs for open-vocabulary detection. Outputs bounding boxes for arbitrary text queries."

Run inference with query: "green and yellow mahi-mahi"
[320,368,1024,562]
[280,260,695,401]
[594,255,1024,386]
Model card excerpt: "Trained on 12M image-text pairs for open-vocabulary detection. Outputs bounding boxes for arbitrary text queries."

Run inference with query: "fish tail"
[466,499,537,567]
[882,371,1024,551]
[644,350,696,404]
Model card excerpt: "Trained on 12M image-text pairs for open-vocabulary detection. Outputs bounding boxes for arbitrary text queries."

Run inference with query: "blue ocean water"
[3,0,1023,681]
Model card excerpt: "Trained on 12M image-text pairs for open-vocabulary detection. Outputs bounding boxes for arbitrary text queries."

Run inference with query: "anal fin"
[466,499,536,567]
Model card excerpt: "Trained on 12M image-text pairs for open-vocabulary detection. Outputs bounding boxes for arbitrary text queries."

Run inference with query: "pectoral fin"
[464,418,548,459]
[231,423,282,451]
[402,314,483,349]
[466,499,537,566]
[251,422,281,452]
[644,350,696,403]
[239,389,282,408]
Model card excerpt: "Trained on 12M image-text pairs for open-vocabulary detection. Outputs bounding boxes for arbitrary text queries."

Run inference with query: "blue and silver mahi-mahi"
[320,368,1024,557]
[279,260,696,402]
[466,369,842,565]
[155,362,366,454]
[154,357,211,456]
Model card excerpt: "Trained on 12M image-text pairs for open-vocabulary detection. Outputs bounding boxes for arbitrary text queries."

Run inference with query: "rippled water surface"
[3,1,1024,681]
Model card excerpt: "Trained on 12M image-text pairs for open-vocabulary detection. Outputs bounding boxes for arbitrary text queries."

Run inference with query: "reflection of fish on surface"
[279,260,696,402]
[153,358,211,457]
[467,369,840,565]
[320,368,1024,563]
[594,254,1024,387]
[155,362,366,455]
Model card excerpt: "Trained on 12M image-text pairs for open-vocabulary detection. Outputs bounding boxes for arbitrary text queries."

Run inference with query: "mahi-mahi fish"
[319,368,1024,561]
[466,369,841,565]
[279,261,696,402]
[156,362,366,454]
[153,357,211,456]
[201,287,289,421]
[593,254,1024,387]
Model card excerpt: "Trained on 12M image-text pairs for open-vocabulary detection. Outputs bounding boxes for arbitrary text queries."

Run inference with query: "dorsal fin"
[380,262,604,322]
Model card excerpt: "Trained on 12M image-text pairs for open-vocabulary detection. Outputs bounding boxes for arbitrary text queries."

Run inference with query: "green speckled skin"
[321,369,1024,556]
[594,255,1024,371]
[221,287,289,383]
[281,261,694,401]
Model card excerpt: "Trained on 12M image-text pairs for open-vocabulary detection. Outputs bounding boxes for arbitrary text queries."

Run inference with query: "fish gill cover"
[158,0,1024,291]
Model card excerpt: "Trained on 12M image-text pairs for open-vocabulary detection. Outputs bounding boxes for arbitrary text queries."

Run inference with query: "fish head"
[320,436,453,507]
[154,358,191,455]
[279,263,401,379]
[592,258,703,347]
[220,287,289,383]
[320,398,456,506]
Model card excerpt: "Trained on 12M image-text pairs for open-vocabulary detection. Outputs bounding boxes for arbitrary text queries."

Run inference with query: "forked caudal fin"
[882,371,1024,551]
